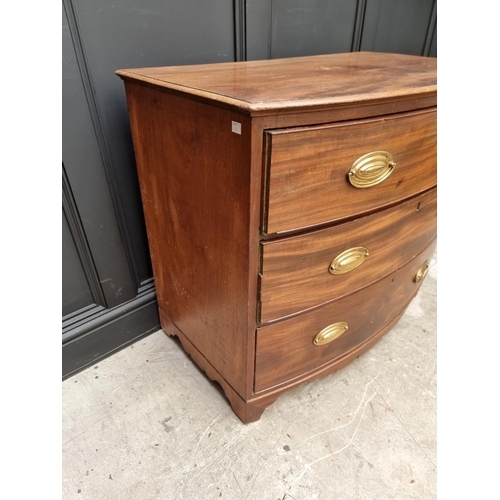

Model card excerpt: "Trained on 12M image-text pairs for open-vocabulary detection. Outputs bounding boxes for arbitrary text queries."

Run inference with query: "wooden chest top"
[116,52,436,114]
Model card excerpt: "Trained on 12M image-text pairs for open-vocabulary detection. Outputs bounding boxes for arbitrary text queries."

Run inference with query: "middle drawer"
[259,187,436,323]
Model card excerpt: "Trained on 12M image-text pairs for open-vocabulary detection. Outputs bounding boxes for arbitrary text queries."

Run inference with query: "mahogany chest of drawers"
[117,52,437,423]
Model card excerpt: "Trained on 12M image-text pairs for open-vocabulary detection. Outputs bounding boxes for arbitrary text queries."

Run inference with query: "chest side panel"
[124,83,253,397]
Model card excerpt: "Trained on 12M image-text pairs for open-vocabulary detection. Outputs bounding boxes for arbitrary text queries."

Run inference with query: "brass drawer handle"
[313,322,349,346]
[329,246,369,275]
[414,261,429,283]
[348,151,396,188]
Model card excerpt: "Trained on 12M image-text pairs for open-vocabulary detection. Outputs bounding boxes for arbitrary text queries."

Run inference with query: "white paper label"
[231,121,241,135]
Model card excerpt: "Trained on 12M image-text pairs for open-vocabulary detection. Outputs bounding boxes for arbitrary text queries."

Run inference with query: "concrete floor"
[62,252,437,500]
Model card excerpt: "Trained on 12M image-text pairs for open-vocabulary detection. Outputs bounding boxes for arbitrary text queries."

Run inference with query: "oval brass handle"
[348,151,396,188]
[313,322,349,346]
[414,261,429,283]
[329,246,369,275]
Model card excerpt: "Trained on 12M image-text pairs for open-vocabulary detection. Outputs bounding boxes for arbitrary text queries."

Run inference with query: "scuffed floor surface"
[62,253,437,500]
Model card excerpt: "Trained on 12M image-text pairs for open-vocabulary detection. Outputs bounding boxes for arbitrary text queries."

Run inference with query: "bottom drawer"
[254,240,436,393]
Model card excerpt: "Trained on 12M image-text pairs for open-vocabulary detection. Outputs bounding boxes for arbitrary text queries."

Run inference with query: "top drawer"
[262,109,436,234]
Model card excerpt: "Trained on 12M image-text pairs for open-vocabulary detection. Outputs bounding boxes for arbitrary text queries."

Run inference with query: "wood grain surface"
[124,82,253,398]
[264,108,436,234]
[260,188,436,323]
[116,52,436,115]
[116,52,438,422]
[255,240,436,393]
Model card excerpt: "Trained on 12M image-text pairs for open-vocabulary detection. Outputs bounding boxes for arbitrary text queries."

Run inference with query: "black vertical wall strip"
[63,0,141,290]
[423,0,437,56]
[62,164,107,315]
[234,0,247,61]
[268,1,274,59]
[351,0,367,52]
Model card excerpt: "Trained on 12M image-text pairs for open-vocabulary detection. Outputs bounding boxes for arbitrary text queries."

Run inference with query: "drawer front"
[263,109,436,234]
[255,240,436,393]
[260,188,436,323]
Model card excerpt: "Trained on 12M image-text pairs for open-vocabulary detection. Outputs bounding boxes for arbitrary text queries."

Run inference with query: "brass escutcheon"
[414,261,429,283]
[348,151,396,188]
[313,322,349,346]
[329,246,369,275]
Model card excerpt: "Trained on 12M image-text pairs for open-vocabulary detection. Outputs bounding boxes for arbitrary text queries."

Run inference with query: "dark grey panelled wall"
[62,0,437,378]
[246,0,436,60]
[62,0,236,378]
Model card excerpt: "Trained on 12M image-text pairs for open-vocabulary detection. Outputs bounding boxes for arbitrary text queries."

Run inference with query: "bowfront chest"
[117,52,437,423]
